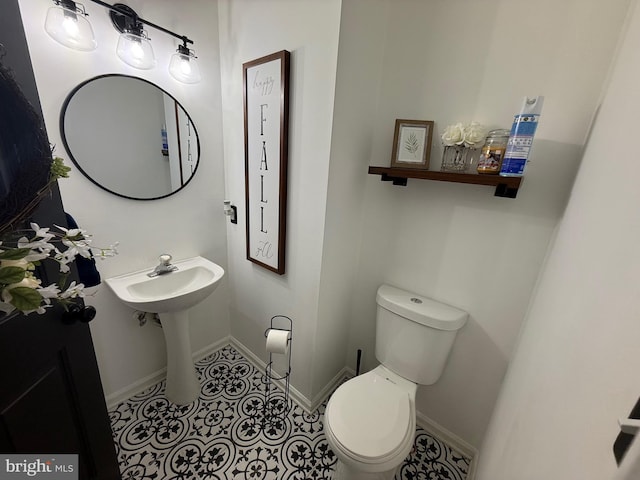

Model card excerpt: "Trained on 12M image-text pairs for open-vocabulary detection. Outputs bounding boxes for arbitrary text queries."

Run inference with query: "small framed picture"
[390,119,434,170]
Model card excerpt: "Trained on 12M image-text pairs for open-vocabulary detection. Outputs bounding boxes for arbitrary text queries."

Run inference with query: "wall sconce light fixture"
[109,4,155,70]
[168,41,201,84]
[44,0,97,51]
[44,0,201,83]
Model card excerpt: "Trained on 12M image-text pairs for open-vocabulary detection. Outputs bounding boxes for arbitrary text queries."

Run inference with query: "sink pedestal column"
[160,311,200,404]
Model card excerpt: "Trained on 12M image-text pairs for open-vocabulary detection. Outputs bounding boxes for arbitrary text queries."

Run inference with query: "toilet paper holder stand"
[263,315,292,421]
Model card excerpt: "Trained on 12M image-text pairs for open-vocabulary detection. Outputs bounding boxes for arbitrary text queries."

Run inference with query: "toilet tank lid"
[376,285,468,331]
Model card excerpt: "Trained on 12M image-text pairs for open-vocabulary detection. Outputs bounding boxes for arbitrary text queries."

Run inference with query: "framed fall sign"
[243,50,290,274]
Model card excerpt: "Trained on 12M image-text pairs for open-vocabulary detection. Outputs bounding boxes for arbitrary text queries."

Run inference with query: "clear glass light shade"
[116,33,156,70]
[168,52,201,84]
[44,6,96,51]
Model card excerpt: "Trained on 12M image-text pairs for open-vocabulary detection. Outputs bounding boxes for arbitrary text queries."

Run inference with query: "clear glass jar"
[477,129,510,175]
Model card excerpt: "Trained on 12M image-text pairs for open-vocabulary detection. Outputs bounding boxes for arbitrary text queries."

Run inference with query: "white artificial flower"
[94,242,119,259]
[55,224,87,239]
[1,223,117,315]
[60,281,85,299]
[20,305,48,315]
[37,284,61,299]
[23,252,49,262]
[30,222,54,240]
[61,243,79,259]
[62,236,93,259]
[6,274,42,291]
[462,121,489,147]
[1,288,11,304]
[0,258,30,269]
[53,249,72,273]
[0,300,16,314]
[18,237,55,254]
[54,247,79,271]
[441,123,465,146]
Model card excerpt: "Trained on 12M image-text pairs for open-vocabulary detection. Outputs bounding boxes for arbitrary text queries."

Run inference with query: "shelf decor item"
[477,128,511,174]
[390,119,434,170]
[440,121,488,173]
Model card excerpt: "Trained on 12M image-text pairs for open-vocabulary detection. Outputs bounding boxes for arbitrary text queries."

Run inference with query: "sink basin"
[105,256,225,405]
[105,256,224,313]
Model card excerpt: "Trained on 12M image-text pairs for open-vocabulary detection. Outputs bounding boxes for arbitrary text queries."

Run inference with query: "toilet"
[323,284,468,480]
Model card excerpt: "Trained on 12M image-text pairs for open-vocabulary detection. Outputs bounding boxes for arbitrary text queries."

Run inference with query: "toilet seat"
[324,369,415,467]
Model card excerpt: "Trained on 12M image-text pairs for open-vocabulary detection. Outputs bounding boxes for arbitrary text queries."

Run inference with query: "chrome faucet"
[148,254,178,277]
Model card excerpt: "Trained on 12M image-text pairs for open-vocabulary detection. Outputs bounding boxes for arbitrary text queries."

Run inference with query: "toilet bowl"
[323,284,468,480]
[324,366,417,479]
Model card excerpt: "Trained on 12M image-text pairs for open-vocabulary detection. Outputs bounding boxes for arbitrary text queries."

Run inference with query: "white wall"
[313,0,389,397]
[344,0,630,448]
[18,0,229,398]
[218,0,342,400]
[476,1,640,477]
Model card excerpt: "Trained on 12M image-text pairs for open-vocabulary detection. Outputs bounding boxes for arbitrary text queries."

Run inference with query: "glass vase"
[441,145,479,173]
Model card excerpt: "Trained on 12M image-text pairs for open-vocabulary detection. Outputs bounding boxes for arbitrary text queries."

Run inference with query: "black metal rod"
[86,0,193,45]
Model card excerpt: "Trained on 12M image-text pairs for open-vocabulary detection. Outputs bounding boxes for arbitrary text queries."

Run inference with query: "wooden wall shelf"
[367,166,522,198]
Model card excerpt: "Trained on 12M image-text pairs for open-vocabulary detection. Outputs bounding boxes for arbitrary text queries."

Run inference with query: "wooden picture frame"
[243,50,290,275]
[390,119,434,170]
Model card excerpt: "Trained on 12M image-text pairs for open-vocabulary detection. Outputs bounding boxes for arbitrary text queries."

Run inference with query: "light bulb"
[62,16,79,37]
[44,4,96,51]
[179,58,192,75]
[130,41,144,60]
[116,32,156,70]
[169,50,201,84]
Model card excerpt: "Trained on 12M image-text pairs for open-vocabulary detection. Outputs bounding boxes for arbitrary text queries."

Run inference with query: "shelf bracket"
[380,173,408,186]
[494,183,519,198]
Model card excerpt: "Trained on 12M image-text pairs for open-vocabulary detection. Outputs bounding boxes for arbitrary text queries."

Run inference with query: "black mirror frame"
[59,74,201,201]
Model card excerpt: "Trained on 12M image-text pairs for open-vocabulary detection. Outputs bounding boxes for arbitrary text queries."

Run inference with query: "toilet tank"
[375,284,468,385]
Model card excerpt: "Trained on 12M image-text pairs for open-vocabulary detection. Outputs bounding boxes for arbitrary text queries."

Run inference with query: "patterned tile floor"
[109,345,471,480]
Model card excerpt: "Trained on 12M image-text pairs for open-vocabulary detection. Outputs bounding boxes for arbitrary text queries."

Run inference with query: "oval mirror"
[60,74,200,200]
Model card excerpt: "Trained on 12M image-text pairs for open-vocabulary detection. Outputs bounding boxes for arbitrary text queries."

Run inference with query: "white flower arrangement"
[441,121,489,148]
[0,223,118,315]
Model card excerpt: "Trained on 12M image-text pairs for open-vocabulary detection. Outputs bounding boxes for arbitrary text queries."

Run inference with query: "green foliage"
[404,133,420,155]
[0,266,26,285]
[50,156,71,181]
[0,248,30,260]
[7,286,43,312]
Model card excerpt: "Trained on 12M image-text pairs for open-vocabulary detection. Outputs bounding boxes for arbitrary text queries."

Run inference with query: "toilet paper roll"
[266,329,290,355]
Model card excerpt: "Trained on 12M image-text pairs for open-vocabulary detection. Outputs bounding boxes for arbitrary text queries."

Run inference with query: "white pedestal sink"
[105,256,225,405]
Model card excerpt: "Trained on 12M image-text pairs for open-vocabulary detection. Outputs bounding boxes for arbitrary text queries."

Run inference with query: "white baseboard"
[415,410,478,479]
[193,335,233,362]
[229,337,317,413]
[308,366,353,411]
[105,367,167,410]
[105,336,231,410]
[229,338,354,413]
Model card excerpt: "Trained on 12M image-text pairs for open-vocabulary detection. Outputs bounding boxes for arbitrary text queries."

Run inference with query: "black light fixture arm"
[86,0,193,45]
[54,0,88,16]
